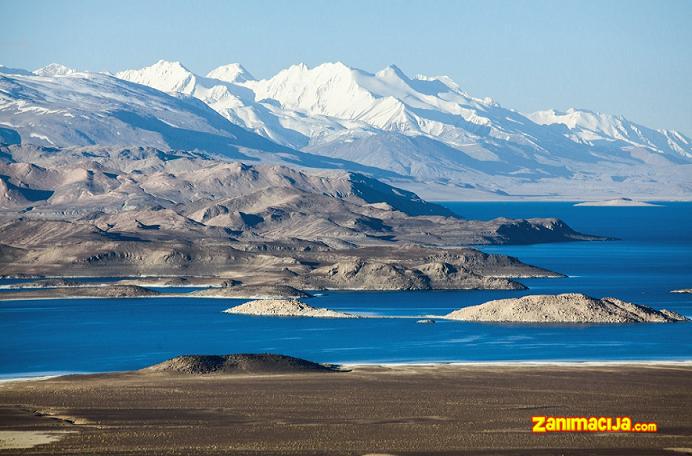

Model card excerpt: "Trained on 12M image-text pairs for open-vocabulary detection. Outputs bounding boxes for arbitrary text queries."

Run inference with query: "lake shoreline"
[3,360,692,383]
[1,363,690,454]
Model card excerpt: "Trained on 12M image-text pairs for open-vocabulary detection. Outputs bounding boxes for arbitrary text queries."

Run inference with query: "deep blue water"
[1,202,691,376]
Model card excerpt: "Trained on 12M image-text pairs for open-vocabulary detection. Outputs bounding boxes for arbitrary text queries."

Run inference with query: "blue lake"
[1,202,691,376]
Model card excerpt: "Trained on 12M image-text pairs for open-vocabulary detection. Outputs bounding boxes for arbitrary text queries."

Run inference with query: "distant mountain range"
[1,61,690,200]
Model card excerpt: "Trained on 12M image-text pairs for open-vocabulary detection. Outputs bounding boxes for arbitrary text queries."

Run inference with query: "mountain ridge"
[528,108,691,161]
[2,60,690,200]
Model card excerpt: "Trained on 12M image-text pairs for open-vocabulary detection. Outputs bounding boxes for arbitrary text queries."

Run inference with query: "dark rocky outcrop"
[143,354,338,375]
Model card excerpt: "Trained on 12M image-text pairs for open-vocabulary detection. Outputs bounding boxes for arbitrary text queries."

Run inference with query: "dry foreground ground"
[1,364,691,455]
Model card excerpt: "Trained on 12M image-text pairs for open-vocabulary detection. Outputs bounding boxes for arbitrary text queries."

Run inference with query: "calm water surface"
[1,202,691,376]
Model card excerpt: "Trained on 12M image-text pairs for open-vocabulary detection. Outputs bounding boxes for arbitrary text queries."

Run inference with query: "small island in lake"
[224,299,358,318]
[444,293,687,323]
[574,198,660,207]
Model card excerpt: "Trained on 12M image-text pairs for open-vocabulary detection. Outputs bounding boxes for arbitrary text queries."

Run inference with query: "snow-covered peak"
[33,63,77,77]
[244,60,514,137]
[376,64,409,82]
[113,59,301,146]
[248,61,373,118]
[251,61,411,115]
[276,61,356,80]
[116,60,197,94]
[206,63,255,83]
[283,62,309,74]
[314,61,352,72]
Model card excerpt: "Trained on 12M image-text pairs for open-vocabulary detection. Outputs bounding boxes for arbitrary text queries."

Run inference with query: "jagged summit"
[376,64,409,80]
[207,63,255,83]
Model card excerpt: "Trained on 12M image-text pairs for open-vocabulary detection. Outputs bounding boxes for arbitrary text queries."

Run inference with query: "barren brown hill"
[0,145,604,291]
[143,354,337,375]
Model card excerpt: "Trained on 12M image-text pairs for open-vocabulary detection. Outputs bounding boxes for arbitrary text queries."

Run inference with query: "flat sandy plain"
[1,364,691,455]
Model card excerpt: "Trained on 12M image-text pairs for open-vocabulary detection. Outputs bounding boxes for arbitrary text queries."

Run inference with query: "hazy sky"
[2,0,691,134]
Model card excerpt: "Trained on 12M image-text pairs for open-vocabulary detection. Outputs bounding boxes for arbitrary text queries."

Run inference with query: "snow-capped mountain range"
[528,108,690,160]
[1,60,690,200]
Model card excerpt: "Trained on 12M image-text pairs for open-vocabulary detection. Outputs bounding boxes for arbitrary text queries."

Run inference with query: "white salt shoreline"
[0,374,74,384]
[2,360,692,384]
[0,295,295,302]
[341,360,692,368]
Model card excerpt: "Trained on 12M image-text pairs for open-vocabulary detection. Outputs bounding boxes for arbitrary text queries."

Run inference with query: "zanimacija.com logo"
[532,416,657,433]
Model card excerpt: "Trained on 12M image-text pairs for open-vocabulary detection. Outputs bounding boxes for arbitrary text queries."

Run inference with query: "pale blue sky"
[2,0,690,134]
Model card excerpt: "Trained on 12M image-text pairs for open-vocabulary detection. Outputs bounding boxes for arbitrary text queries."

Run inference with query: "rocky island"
[445,293,688,323]
[224,299,358,318]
